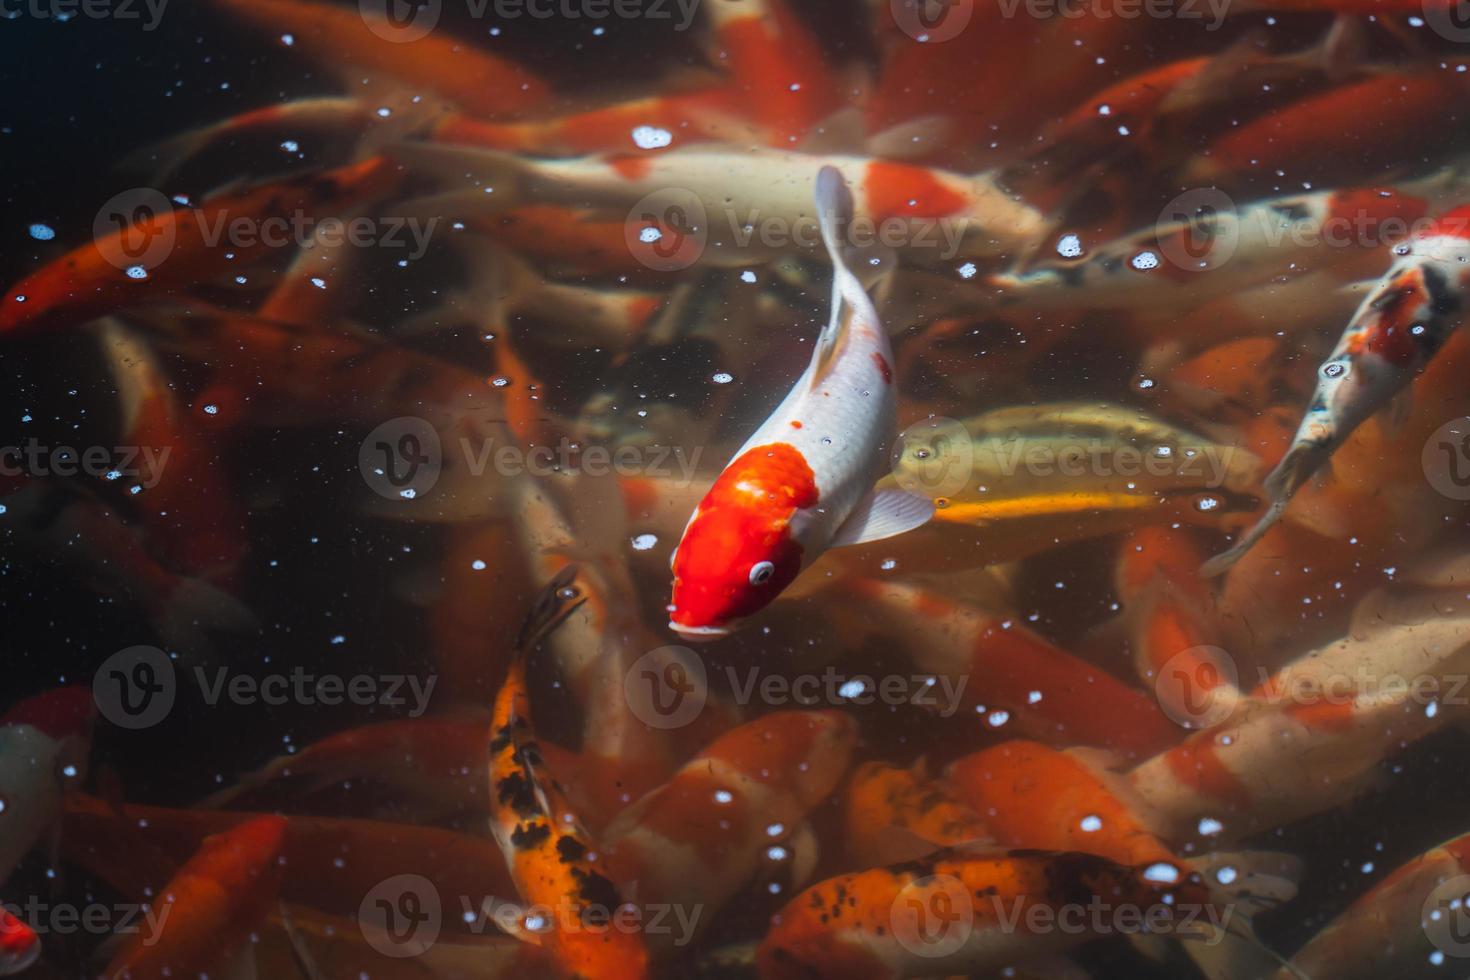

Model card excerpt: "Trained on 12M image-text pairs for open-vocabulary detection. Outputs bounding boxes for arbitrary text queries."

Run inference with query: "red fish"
[0,909,39,977]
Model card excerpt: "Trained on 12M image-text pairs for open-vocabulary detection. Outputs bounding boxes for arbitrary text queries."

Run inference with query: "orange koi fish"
[668,167,931,638]
[488,636,650,977]
[600,711,857,950]
[0,157,401,335]
[101,815,288,980]
[0,687,93,884]
[1204,204,1470,574]
[757,848,1219,979]
[0,909,38,977]
[844,578,1179,759]
[1279,829,1470,978]
[210,0,550,119]
[844,761,991,867]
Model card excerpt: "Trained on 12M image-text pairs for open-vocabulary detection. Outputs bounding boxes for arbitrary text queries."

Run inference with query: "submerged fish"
[668,166,932,639]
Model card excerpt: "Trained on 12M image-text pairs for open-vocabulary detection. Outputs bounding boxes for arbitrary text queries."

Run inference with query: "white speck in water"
[376,107,392,118]
[958,261,978,279]
[638,227,662,244]
[280,140,300,153]
[712,372,733,384]
[330,635,345,645]
[1198,817,1224,836]
[1143,863,1180,883]
[767,846,789,861]
[126,266,149,280]
[766,823,785,837]
[1027,690,1043,704]
[310,277,326,289]
[399,488,417,499]
[741,270,757,283]
[1079,814,1103,832]
[1097,103,1111,116]
[880,558,897,571]
[1361,862,1374,874]
[1215,865,1237,885]
[1131,251,1159,271]
[1427,701,1439,718]
[471,559,487,571]
[28,223,54,241]
[713,789,734,804]
[631,534,658,551]
[281,33,294,45]
[631,125,672,149]
[838,679,867,699]
[988,710,1010,728]
[1057,233,1083,258]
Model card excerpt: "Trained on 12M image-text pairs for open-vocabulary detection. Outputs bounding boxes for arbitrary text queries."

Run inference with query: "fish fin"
[157,577,260,655]
[277,904,326,980]
[797,106,868,155]
[1376,388,1414,437]
[810,165,882,387]
[864,115,955,159]
[390,141,534,199]
[1180,850,1305,980]
[830,489,935,548]
[1199,498,1289,578]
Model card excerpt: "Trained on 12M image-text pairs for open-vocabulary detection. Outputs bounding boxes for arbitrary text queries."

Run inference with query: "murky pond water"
[4,1,1470,978]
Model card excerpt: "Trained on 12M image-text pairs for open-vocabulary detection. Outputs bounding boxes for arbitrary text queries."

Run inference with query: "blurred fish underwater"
[4,0,1470,977]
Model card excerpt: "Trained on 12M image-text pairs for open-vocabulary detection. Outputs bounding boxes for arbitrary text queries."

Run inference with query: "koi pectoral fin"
[830,489,935,548]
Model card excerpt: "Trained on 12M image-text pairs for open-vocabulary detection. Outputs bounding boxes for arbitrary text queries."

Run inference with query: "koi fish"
[844,760,992,867]
[0,687,93,884]
[393,143,1048,263]
[1203,204,1470,575]
[1277,829,1470,979]
[757,848,1220,979]
[487,601,650,978]
[0,909,38,977]
[100,815,288,980]
[667,166,932,639]
[209,0,550,119]
[600,711,857,951]
[0,157,402,335]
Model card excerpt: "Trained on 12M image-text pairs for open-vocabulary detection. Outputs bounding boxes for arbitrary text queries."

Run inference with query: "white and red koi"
[667,166,931,638]
[0,687,93,884]
[0,909,38,977]
[1203,204,1470,575]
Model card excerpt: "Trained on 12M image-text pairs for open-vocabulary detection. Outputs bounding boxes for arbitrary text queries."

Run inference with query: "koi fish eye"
[749,561,775,586]
[1321,361,1349,380]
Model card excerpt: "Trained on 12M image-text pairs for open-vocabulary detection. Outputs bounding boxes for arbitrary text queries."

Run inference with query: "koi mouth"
[668,621,731,642]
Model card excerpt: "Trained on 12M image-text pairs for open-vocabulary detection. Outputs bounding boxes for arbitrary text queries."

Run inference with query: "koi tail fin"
[155,577,259,657]
[811,165,885,383]
[388,142,537,211]
[1200,439,1326,577]
[1181,850,1306,980]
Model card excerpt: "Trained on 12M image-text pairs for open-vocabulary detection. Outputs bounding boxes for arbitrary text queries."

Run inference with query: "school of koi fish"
[6,0,1470,976]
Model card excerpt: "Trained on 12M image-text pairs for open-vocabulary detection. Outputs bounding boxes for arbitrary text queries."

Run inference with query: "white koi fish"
[1203,203,1470,575]
[666,166,932,639]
